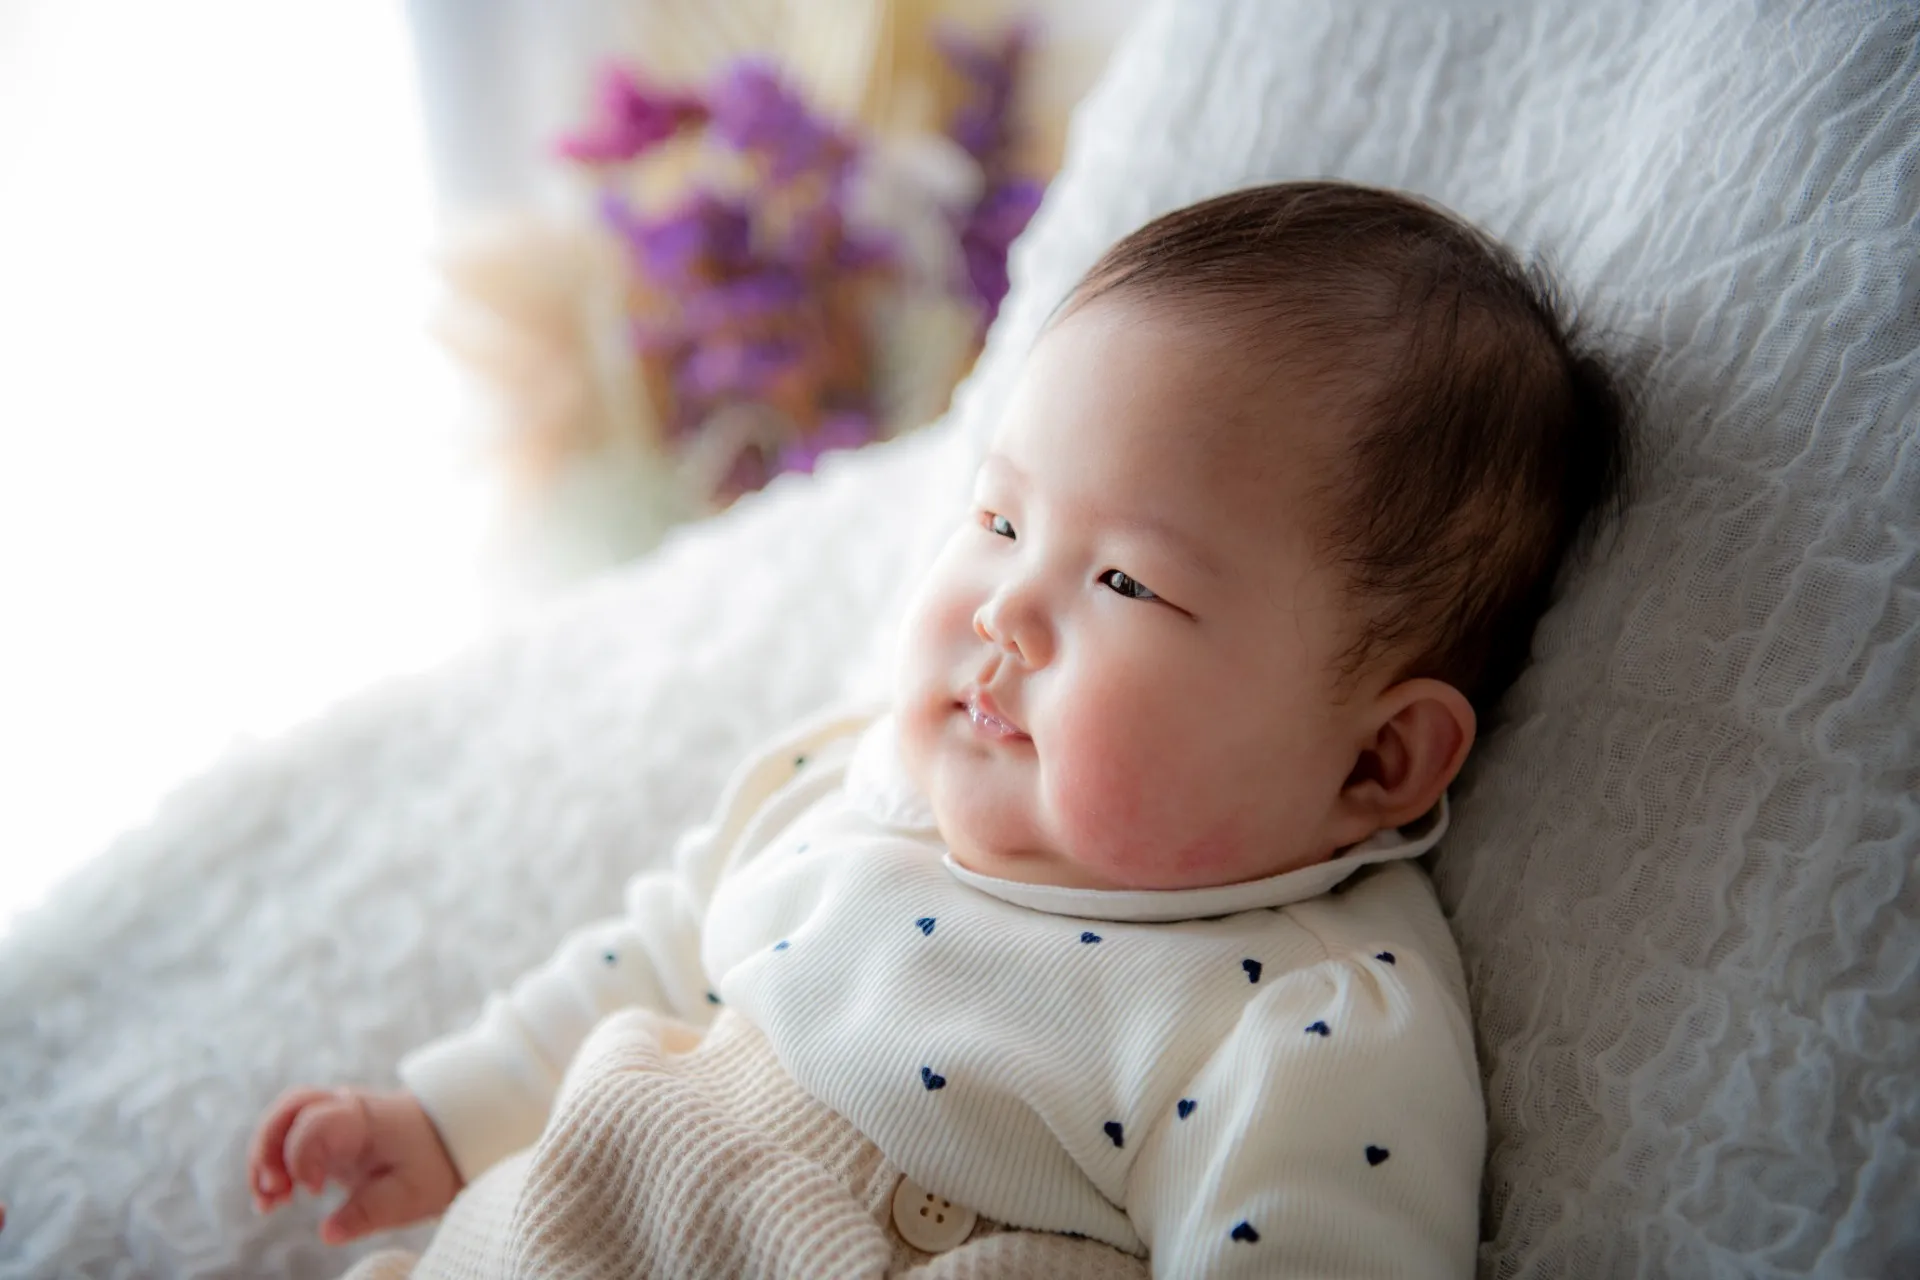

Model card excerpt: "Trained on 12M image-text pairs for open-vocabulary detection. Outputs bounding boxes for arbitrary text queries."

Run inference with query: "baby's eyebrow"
[978,454,1025,488]
[983,453,1224,583]
[1111,513,1225,583]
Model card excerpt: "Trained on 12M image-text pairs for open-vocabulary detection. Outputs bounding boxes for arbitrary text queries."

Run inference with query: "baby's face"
[896,298,1395,891]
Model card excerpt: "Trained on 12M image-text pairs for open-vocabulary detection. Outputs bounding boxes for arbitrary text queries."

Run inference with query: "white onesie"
[399,708,1486,1278]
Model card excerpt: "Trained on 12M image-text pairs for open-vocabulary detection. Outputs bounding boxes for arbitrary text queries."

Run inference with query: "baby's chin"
[937,785,1339,892]
[933,790,1158,891]
[943,835,1120,890]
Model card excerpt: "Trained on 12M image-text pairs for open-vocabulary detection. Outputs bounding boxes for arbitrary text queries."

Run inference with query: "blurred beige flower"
[432,215,653,501]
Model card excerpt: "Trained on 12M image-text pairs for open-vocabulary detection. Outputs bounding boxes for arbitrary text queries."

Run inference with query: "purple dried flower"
[778,205,896,274]
[957,176,1043,326]
[708,59,851,184]
[936,24,1044,330]
[557,64,706,163]
[681,269,808,332]
[834,230,896,272]
[975,177,1044,243]
[679,337,802,400]
[556,51,913,503]
[934,21,1033,164]
[778,411,877,475]
[602,191,754,286]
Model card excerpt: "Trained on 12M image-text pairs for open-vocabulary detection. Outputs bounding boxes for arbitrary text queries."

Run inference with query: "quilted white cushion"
[1,1,1913,1277]
[946,1,1916,1276]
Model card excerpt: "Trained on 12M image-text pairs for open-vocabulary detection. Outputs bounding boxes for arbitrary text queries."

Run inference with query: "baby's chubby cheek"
[1041,697,1242,888]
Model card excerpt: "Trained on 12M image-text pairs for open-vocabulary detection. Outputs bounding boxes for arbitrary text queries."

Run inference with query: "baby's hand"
[248,1087,462,1244]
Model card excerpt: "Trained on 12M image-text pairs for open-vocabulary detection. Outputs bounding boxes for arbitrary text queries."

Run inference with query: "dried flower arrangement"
[433,21,1042,591]
[555,24,1039,507]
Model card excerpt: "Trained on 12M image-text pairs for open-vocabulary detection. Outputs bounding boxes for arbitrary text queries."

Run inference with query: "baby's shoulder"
[1261,862,1474,1042]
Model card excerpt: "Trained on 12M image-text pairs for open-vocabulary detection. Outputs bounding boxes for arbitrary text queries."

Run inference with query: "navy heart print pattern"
[1376,951,1395,964]
[1176,1099,1196,1119]
[1305,1021,1330,1036]
[1230,1222,1260,1243]
[916,917,936,936]
[1081,931,1102,944]
[1366,1145,1390,1166]
[1242,958,1262,983]
[921,1067,946,1090]
[1104,1121,1125,1148]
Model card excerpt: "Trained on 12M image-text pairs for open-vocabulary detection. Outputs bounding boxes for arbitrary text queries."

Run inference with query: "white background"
[0,2,491,929]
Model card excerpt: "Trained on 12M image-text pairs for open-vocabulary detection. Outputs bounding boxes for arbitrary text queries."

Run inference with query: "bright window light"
[0,2,491,929]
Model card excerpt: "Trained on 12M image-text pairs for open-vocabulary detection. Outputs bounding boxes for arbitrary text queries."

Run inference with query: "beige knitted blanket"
[342,1008,1148,1280]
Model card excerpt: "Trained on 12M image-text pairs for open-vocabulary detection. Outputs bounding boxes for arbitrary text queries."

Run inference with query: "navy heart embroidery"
[1081,931,1102,944]
[1176,1099,1196,1120]
[1366,1145,1390,1166]
[921,1067,946,1091]
[773,940,790,951]
[1242,958,1263,983]
[1103,1121,1125,1148]
[916,917,936,936]
[1376,951,1396,964]
[1305,1020,1330,1037]
[1230,1221,1260,1243]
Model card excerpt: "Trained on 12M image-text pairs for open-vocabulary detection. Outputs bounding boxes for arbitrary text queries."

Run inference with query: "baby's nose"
[973,593,1049,666]
[973,605,1000,647]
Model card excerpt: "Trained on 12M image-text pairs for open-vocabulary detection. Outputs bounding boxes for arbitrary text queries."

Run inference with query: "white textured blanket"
[3,0,1916,1276]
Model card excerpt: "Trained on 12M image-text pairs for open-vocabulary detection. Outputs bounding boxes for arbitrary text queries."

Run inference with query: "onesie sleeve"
[1126,945,1484,1279]
[396,823,722,1183]
[398,707,876,1184]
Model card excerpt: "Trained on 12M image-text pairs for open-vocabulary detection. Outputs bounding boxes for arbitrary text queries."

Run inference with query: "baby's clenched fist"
[248,1087,462,1244]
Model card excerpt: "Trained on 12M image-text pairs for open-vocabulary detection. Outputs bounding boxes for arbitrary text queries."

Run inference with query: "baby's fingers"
[283,1094,374,1196]
[320,1173,417,1246]
[250,1087,338,1208]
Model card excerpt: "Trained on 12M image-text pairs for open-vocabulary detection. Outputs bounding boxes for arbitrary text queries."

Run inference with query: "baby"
[249,182,1627,1278]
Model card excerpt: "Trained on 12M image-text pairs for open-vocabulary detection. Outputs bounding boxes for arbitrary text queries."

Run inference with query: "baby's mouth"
[961,688,1030,742]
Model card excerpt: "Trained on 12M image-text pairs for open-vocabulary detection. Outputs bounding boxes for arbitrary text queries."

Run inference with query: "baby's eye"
[984,513,1016,539]
[1099,569,1158,601]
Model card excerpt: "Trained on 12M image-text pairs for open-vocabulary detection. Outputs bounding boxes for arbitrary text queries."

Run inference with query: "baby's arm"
[1127,947,1484,1279]
[248,708,871,1240]
[397,703,872,1181]
[393,839,718,1183]
[243,842,717,1243]
[245,830,721,1244]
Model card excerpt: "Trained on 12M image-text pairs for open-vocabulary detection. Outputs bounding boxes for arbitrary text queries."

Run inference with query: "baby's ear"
[1340,678,1476,832]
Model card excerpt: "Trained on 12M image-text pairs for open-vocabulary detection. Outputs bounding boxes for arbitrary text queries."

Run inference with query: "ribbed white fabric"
[400,712,1483,1276]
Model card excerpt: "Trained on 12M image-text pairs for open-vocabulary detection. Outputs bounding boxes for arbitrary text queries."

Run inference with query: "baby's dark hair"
[1067,182,1630,718]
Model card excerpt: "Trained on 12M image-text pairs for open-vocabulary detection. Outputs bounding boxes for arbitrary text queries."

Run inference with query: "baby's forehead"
[980,414,1333,569]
